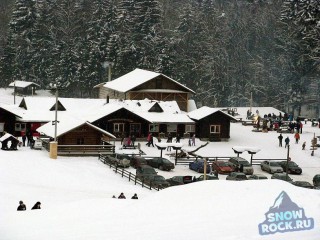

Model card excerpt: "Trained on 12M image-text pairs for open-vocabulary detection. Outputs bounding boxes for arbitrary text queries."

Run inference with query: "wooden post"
[204,158,207,180]
[49,141,57,159]
[286,145,290,181]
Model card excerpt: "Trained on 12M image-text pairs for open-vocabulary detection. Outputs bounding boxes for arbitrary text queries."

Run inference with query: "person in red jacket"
[294,132,300,144]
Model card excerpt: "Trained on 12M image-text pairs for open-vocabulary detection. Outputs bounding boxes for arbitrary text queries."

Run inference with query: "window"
[185,125,195,133]
[167,124,177,133]
[149,124,159,132]
[15,123,26,131]
[130,123,141,133]
[114,123,125,132]
[77,138,84,145]
[210,125,221,133]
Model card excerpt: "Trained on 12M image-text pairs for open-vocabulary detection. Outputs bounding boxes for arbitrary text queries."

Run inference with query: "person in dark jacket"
[285,136,290,148]
[278,134,283,147]
[17,201,26,211]
[131,193,138,199]
[239,164,244,173]
[176,134,181,143]
[131,135,136,147]
[31,201,41,210]
[118,193,126,199]
[21,132,26,147]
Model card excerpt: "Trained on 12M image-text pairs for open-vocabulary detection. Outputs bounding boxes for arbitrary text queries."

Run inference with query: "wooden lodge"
[95,68,195,112]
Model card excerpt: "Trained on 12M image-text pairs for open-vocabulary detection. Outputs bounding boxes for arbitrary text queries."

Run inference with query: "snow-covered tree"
[9,0,38,81]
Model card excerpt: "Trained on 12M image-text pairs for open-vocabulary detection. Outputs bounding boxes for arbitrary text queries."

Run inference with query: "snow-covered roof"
[9,81,40,88]
[0,103,24,118]
[103,68,195,94]
[37,116,116,139]
[107,99,194,124]
[188,100,197,112]
[188,106,237,121]
[2,96,195,126]
[0,133,19,142]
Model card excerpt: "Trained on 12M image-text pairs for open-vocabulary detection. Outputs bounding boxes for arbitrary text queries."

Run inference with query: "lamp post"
[13,80,16,104]
[286,145,290,181]
[49,81,60,159]
[54,85,58,142]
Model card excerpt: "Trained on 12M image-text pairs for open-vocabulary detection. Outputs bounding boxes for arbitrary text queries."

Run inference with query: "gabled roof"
[103,68,195,94]
[188,106,238,121]
[0,103,24,118]
[0,133,19,142]
[9,81,40,88]
[2,96,194,125]
[37,116,116,139]
[106,99,194,124]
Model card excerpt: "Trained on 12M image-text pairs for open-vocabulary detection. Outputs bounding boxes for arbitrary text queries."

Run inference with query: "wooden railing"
[175,156,288,166]
[99,154,166,191]
[41,139,115,156]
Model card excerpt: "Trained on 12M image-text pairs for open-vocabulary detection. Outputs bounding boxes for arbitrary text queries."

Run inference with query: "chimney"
[106,95,109,104]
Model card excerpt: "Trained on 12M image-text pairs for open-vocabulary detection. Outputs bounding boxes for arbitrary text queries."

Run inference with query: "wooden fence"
[174,156,288,166]
[42,139,115,156]
[99,154,166,191]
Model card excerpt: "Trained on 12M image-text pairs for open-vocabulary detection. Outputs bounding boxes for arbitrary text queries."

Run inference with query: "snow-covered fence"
[99,155,165,191]
[175,156,233,165]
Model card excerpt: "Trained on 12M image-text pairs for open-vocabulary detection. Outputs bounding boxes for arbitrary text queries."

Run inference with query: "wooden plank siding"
[58,125,104,145]
[193,111,232,140]
[0,108,17,135]
[92,108,187,139]
[98,75,192,112]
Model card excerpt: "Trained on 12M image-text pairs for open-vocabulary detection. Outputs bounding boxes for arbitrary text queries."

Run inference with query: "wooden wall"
[58,124,102,145]
[0,108,16,135]
[195,111,232,140]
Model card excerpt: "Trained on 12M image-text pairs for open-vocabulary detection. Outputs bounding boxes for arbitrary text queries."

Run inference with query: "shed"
[9,81,41,95]
[188,106,237,141]
[0,133,20,150]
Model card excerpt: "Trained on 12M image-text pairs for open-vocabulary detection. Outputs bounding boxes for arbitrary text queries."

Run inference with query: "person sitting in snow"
[118,193,126,199]
[17,201,26,211]
[31,201,41,210]
[131,193,138,199]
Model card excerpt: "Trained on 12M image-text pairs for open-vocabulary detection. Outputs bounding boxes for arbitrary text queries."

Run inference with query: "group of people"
[21,130,35,147]
[121,134,136,148]
[112,193,138,199]
[17,201,41,211]
[278,132,306,150]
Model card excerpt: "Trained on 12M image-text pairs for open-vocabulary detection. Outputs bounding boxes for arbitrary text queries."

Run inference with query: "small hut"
[9,81,40,96]
[0,133,20,150]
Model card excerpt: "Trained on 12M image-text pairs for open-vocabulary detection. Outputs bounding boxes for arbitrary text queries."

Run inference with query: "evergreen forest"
[0,0,319,114]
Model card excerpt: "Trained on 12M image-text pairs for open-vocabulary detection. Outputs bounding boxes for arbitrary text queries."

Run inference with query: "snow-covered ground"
[0,88,320,239]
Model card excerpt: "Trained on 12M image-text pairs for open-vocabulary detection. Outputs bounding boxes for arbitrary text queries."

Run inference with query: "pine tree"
[9,0,38,81]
